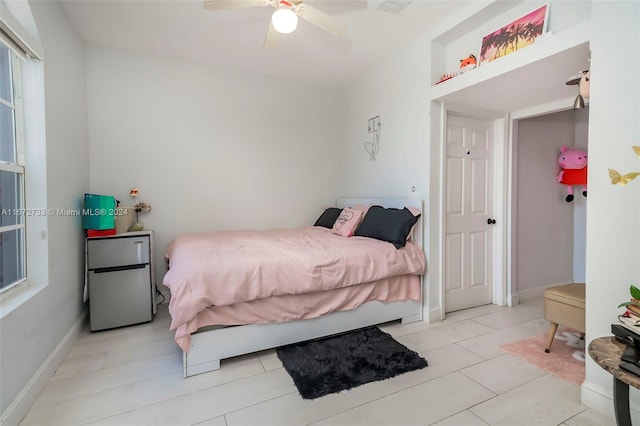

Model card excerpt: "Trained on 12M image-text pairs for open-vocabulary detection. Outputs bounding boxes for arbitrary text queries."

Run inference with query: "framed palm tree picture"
[479,4,549,65]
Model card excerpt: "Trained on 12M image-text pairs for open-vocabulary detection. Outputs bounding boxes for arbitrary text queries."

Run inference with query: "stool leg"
[545,322,558,353]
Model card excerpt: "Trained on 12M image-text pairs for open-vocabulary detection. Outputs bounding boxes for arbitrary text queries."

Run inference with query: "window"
[0,41,25,292]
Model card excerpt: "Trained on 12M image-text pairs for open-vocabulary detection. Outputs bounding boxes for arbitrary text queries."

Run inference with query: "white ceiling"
[61,0,474,87]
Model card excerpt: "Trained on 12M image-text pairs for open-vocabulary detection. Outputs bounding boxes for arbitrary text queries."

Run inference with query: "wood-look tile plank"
[52,351,107,379]
[457,318,549,359]
[33,352,183,408]
[470,375,584,425]
[308,372,494,426]
[380,304,509,339]
[84,369,296,426]
[564,408,615,426]
[431,410,489,426]
[226,344,484,426]
[444,303,508,321]
[470,299,544,331]
[394,319,494,353]
[21,355,265,426]
[192,415,228,426]
[256,349,282,372]
[102,336,180,369]
[378,318,448,338]
[67,322,175,361]
[459,353,546,394]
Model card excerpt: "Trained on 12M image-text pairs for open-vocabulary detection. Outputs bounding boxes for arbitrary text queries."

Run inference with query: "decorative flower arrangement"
[129,187,151,231]
[130,187,152,213]
[134,201,152,214]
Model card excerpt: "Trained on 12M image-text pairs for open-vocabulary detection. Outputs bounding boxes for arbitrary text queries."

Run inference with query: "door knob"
[487,218,496,225]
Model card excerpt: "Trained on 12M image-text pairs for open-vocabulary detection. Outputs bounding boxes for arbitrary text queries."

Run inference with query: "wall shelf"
[430,21,591,114]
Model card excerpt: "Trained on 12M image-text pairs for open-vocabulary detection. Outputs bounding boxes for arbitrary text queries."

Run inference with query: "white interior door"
[444,114,495,313]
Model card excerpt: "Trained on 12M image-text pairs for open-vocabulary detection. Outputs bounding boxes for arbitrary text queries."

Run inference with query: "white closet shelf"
[430,21,591,114]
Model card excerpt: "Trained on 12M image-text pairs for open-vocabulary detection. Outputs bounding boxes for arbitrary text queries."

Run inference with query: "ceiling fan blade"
[305,0,368,15]
[263,21,281,49]
[295,3,347,36]
[203,0,270,11]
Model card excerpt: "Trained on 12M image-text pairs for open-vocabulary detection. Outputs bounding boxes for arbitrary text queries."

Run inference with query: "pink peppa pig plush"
[556,145,588,202]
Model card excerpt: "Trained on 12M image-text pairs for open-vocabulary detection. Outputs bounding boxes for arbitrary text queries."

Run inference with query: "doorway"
[439,106,588,314]
[510,107,589,302]
[443,113,497,313]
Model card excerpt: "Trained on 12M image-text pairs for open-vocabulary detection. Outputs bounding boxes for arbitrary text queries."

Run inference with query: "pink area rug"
[500,328,585,386]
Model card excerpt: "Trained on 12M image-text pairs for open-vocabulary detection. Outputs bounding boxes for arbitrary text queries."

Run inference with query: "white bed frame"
[182,198,425,378]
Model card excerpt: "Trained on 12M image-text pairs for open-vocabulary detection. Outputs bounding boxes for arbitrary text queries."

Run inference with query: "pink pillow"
[332,208,364,237]
[351,204,372,216]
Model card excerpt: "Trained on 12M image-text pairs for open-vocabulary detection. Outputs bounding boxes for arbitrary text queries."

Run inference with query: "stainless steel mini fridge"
[87,233,153,331]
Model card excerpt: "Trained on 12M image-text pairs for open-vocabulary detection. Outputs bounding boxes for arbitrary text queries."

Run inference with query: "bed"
[163,198,427,378]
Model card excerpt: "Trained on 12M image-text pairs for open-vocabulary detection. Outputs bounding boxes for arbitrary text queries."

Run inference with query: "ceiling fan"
[203,0,348,48]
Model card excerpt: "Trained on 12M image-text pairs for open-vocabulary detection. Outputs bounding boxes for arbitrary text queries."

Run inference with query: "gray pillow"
[354,206,420,248]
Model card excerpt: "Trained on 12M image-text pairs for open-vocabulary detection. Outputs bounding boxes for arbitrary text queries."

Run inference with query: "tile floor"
[20,299,615,426]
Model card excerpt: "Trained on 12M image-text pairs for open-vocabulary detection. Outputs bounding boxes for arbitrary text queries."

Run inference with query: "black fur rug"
[276,326,428,399]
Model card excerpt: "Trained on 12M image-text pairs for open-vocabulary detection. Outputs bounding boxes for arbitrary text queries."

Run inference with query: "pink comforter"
[164,226,426,332]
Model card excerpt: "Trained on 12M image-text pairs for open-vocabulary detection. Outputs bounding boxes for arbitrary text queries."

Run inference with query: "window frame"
[0,0,47,319]
[0,43,27,293]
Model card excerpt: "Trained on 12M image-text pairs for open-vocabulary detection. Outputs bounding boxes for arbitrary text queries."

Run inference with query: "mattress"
[163,226,426,351]
[173,274,421,352]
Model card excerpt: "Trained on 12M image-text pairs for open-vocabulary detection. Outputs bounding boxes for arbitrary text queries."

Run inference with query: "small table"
[589,337,640,426]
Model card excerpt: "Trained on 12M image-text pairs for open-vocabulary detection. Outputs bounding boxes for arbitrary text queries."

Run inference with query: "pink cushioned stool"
[543,283,585,353]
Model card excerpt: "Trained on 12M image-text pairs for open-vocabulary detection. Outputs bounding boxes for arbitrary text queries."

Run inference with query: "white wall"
[515,110,576,293]
[85,45,341,287]
[583,0,640,416]
[340,34,432,312]
[340,35,429,198]
[0,0,89,417]
[573,107,588,282]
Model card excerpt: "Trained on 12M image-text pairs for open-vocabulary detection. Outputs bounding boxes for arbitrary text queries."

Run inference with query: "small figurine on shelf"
[459,54,477,73]
[435,72,457,85]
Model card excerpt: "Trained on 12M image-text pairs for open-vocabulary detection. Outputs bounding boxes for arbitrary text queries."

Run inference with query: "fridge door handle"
[92,264,147,274]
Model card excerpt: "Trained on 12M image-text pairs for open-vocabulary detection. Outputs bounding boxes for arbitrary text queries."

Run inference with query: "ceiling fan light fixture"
[272,2,298,34]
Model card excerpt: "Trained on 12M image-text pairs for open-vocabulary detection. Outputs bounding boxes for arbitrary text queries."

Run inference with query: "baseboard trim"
[509,293,519,307]
[582,380,640,423]
[581,380,615,419]
[1,309,88,426]
[516,288,545,303]
[515,282,577,304]
[427,306,443,323]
